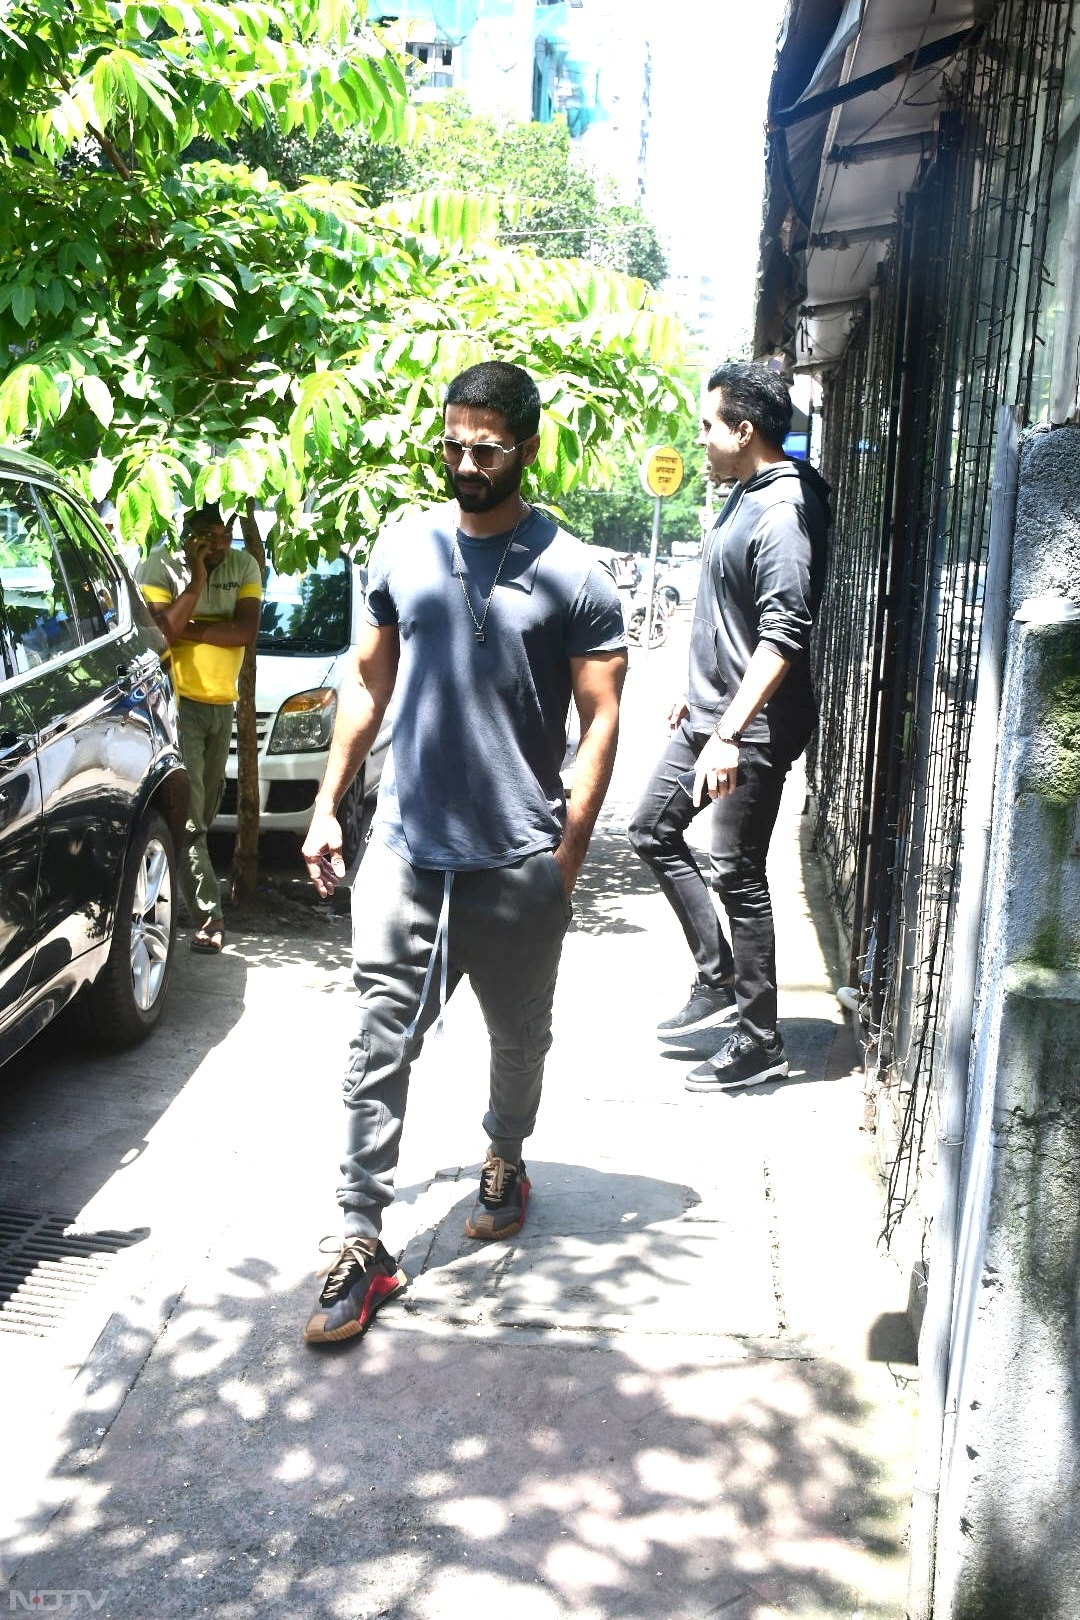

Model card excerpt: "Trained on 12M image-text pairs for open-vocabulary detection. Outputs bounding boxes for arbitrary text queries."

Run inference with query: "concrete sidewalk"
[1,627,918,1619]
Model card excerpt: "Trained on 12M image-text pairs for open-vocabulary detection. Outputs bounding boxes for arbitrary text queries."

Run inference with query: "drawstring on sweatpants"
[403,869,453,1041]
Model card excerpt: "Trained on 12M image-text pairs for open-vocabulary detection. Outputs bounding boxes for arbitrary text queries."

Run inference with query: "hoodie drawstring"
[403,869,453,1042]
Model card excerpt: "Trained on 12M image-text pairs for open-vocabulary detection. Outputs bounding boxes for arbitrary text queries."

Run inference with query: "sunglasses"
[438,437,523,472]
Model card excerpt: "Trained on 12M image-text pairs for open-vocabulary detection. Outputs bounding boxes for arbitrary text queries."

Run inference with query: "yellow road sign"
[641,446,684,498]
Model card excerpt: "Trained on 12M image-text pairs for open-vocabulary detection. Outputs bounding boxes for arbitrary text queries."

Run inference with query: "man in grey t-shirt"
[300,361,627,1347]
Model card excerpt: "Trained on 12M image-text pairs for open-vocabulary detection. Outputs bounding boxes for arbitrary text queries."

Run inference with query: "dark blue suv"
[0,448,188,1066]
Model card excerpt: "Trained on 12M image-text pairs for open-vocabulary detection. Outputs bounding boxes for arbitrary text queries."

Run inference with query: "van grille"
[228,710,273,757]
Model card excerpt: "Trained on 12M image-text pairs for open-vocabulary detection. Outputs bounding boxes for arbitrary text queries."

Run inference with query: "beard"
[448,456,523,514]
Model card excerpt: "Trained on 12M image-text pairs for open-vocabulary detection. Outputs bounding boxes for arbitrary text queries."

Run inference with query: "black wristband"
[715,721,742,744]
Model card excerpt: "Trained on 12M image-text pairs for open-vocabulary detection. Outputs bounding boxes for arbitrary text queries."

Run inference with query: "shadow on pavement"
[0,943,254,1341]
[868,1311,917,1365]
[568,824,656,937]
[0,945,249,1218]
[395,1163,724,1338]
[6,1242,910,1620]
[209,828,353,971]
[657,1016,841,1079]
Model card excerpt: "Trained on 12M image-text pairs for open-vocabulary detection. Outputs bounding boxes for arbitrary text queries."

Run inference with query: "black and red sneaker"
[303,1237,407,1345]
[464,1151,531,1241]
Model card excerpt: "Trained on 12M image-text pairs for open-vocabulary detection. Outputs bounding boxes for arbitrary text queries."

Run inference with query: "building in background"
[368,2,783,362]
[370,1,543,121]
[368,0,649,206]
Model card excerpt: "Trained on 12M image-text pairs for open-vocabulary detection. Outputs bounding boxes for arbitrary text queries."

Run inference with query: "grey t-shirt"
[365,502,625,870]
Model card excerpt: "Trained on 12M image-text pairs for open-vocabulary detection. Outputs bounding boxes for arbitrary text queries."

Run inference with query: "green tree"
[402,96,667,285]
[0,4,689,555]
[559,406,709,557]
[0,0,692,892]
[202,114,413,204]
[220,93,669,285]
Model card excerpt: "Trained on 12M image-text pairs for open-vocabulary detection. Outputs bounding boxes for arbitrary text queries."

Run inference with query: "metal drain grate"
[0,1207,148,1338]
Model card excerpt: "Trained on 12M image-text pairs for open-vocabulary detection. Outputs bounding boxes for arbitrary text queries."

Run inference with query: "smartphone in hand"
[677,764,743,802]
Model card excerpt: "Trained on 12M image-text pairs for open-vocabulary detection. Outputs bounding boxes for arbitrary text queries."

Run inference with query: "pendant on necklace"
[475,629,486,644]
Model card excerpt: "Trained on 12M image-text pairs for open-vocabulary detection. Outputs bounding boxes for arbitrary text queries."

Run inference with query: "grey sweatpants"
[340,836,573,1242]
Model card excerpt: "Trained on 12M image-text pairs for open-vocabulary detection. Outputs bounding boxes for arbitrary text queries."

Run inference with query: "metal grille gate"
[808,0,1075,1239]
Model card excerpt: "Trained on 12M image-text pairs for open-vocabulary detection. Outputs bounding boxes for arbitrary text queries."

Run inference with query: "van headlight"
[267,688,337,753]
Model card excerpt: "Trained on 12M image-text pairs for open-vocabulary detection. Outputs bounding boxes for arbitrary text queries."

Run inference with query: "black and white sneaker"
[303,1237,407,1344]
[657,979,738,1037]
[684,1030,789,1092]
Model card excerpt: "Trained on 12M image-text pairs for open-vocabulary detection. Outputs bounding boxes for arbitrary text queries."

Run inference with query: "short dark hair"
[444,362,541,442]
[184,501,232,535]
[707,363,793,449]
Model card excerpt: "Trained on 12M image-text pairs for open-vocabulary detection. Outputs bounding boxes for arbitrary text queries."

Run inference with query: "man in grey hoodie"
[629,363,831,1090]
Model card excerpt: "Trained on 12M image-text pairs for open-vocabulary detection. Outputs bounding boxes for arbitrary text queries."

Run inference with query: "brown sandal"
[191,919,225,954]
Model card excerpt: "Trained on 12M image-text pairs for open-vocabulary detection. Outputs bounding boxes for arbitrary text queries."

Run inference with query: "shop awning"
[755,0,982,368]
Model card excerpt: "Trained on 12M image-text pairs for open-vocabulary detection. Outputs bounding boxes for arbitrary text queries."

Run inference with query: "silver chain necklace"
[452,505,528,643]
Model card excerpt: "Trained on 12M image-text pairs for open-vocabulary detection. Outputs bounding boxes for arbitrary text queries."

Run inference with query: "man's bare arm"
[555,648,628,893]
[142,536,209,644]
[302,622,400,895]
[179,597,261,648]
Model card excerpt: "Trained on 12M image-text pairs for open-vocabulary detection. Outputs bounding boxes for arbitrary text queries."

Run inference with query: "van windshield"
[257,555,351,654]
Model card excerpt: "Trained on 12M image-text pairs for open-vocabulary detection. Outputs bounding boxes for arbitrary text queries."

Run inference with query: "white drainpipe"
[1049,132,1080,426]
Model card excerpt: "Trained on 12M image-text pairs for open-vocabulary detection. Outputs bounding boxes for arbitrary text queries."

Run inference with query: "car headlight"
[267,688,337,754]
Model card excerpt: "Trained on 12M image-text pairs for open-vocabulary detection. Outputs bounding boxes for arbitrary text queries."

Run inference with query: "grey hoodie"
[687,459,832,759]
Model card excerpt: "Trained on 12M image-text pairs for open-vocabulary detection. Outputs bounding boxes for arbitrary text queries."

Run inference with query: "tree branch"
[55,68,134,180]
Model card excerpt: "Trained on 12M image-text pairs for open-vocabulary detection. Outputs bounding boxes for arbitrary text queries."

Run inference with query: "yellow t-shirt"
[136,545,263,704]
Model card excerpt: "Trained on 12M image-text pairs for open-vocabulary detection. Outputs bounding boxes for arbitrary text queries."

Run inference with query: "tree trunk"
[231,500,266,903]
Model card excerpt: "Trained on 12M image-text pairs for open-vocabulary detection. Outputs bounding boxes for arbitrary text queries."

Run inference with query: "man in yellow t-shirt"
[137,504,262,953]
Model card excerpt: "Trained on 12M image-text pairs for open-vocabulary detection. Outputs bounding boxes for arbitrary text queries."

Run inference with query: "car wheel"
[75,810,177,1047]
[337,768,375,868]
[662,585,679,608]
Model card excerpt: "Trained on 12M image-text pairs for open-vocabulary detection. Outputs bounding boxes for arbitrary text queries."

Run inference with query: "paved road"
[0,621,918,1618]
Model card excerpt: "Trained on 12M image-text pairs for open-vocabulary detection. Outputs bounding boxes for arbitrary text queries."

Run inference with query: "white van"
[218,552,390,866]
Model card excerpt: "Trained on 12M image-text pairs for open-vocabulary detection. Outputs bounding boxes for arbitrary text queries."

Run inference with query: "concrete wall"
[933,424,1080,1618]
[1010,426,1080,609]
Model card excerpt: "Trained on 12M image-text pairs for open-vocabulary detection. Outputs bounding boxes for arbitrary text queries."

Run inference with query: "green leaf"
[11,283,35,328]
[195,274,237,309]
[118,481,152,545]
[195,461,223,504]
[141,455,180,520]
[29,367,62,424]
[0,368,33,438]
[81,374,114,427]
[310,399,331,458]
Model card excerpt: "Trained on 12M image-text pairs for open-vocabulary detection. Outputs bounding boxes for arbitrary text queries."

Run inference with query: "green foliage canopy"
[0,0,692,570]
[558,408,711,556]
[403,96,668,286]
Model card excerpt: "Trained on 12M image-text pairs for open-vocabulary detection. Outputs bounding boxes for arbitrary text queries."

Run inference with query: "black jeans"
[628,719,792,1045]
